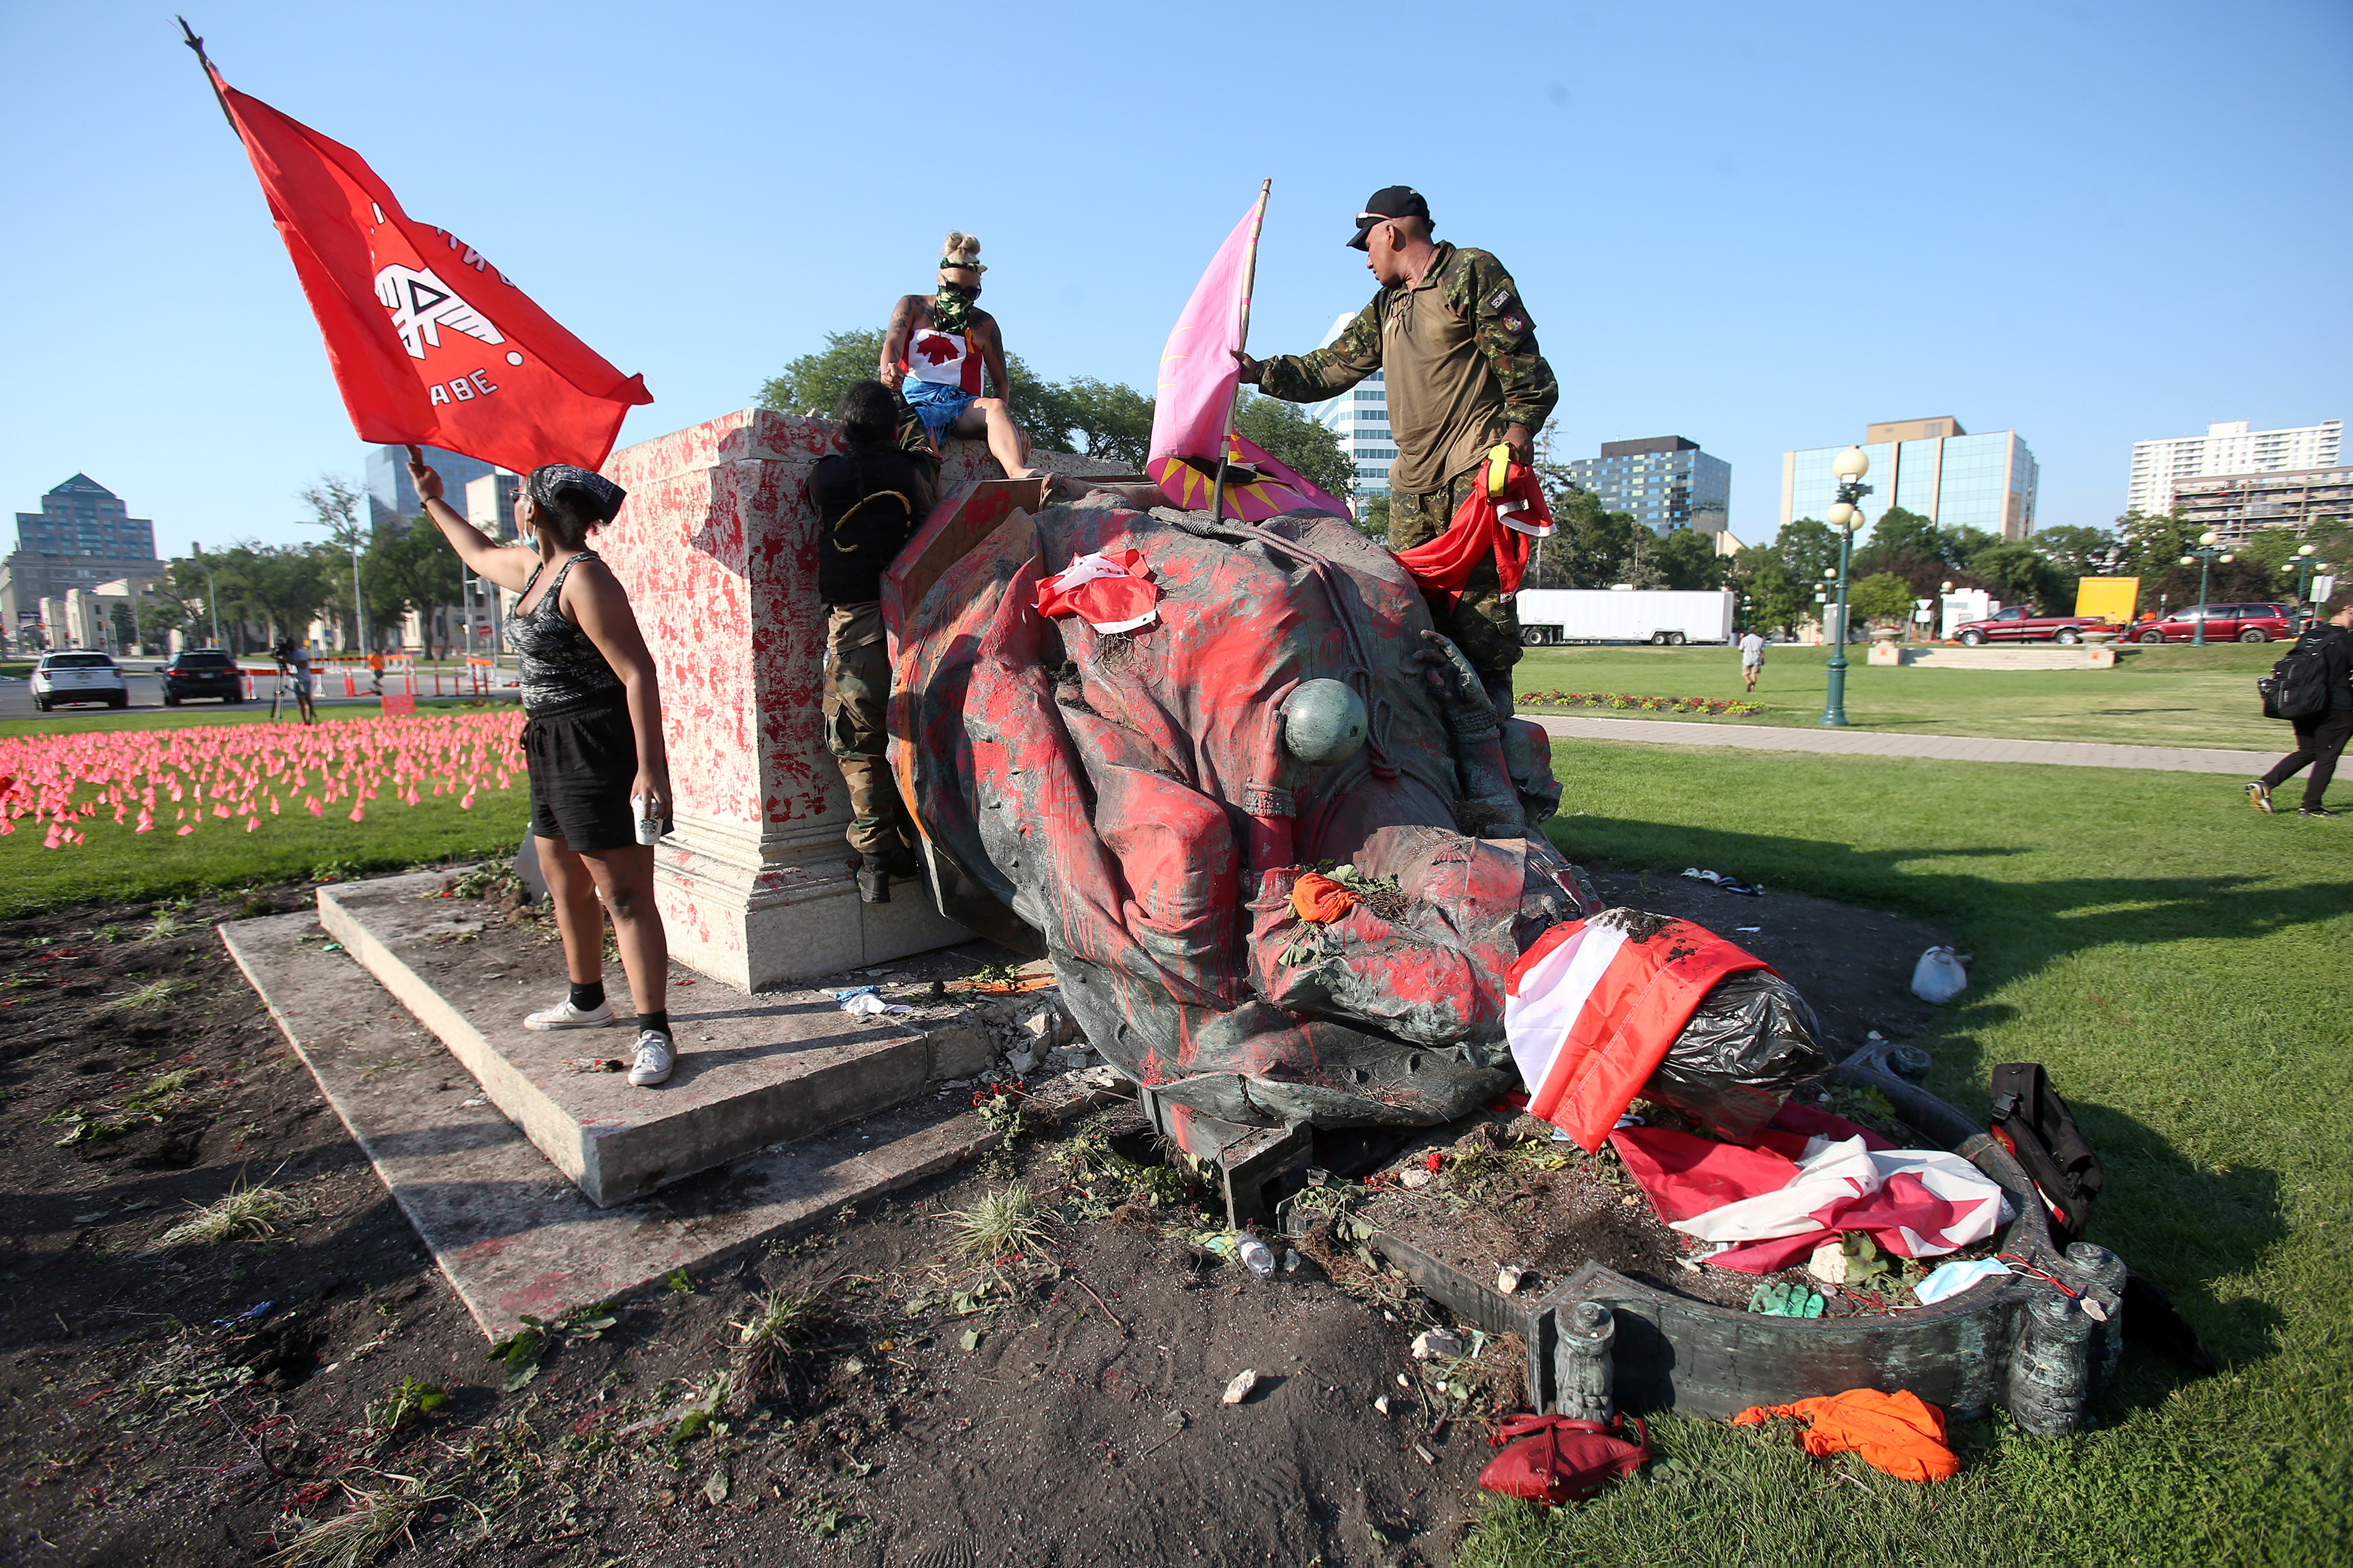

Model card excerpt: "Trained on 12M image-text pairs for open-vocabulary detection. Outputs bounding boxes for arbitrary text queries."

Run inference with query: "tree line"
[756,329,1356,502]
[1728,506,2352,637]
[147,478,466,653]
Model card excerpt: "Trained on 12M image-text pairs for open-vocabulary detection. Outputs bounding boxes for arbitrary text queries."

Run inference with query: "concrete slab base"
[315,873,993,1206]
[222,912,1119,1339]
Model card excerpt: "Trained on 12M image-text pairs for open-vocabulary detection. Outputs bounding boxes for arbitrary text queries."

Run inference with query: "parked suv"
[162,647,244,705]
[1950,606,2111,646]
[2132,603,2294,644]
[30,651,129,711]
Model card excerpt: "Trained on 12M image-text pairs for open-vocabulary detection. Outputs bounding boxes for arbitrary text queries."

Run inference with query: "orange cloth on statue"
[1289,872,1359,924]
[1731,1388,1960,1483]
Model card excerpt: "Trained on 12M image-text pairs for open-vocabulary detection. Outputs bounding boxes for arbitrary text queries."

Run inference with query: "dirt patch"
[1581,866,1958,1056]
[0,861,1966,1566]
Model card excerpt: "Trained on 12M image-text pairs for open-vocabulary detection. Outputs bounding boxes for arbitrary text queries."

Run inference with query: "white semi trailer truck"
[1513,588,1738,646]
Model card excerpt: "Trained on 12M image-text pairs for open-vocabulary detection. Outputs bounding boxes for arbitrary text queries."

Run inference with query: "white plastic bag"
[1911,946,1969,1005]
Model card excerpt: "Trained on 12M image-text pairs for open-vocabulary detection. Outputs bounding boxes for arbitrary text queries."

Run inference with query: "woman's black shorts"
[522,696,639,852]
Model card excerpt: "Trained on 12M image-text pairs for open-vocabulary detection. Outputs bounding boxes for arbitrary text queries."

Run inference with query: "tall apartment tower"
[2125,420,2342,517]
[1304,311,1394,507]
[1557,437,1731,539]
[1780,418,2039,542]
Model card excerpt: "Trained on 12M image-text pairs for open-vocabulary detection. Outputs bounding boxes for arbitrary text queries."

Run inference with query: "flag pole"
[1208,178,1271,524]
[176,17,239,131]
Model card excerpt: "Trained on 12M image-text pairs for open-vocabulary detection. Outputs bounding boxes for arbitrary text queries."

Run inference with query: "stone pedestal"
[597,409,1114,992]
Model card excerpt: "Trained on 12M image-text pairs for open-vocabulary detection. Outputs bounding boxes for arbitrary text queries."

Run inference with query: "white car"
[32,650,129,711]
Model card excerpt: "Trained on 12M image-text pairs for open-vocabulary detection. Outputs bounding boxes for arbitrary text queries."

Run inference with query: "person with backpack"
[808,380,939,901]
[2248,592,2353,818]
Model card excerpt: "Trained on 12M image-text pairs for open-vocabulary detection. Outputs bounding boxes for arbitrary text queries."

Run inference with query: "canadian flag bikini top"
[902,323,982,393]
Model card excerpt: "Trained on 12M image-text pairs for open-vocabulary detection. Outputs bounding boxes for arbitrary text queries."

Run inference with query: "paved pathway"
[1528,714,2275,775]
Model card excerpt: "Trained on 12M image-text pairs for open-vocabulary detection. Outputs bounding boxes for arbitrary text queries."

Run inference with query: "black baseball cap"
[1348,186,1430,250]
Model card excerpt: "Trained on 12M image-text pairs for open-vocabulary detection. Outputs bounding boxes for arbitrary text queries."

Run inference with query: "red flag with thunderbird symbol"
[190,36,650,473]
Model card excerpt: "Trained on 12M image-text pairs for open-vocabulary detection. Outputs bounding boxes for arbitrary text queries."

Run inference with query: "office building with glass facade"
[1304,311,1394,506]
[1779,418,2038,542]
[1557,436,1730,538]
[366,444,502,531]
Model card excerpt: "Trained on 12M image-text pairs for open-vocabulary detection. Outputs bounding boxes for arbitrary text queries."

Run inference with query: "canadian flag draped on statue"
[196,53,650,474]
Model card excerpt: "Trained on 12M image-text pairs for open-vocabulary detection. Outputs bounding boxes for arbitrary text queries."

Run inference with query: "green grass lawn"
[0,710,529,916]
[1513,642,2285,750]
[1463,737,2351,1566]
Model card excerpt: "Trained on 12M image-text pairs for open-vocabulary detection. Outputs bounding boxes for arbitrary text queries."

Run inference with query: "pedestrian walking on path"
[2247,593,2353,819]
[1739,629,1766,693]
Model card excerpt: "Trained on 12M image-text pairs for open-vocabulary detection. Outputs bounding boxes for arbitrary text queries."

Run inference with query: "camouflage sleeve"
[1252,295,1384,403]
[1454,252,1559,436]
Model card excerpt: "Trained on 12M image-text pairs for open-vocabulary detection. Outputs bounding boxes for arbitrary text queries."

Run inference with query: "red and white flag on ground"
[196,50,650,474]
[1608,1123,2009,1274]
[1503,912,1770,1150]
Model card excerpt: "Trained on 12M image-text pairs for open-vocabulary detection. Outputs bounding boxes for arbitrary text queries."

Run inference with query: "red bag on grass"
[1478,1411,1651,1505]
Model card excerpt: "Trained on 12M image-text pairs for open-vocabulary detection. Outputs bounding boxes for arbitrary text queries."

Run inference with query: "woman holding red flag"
[405,447,679,1088]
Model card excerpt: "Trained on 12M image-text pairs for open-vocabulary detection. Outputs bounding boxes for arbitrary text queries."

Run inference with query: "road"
[0,662,517,723]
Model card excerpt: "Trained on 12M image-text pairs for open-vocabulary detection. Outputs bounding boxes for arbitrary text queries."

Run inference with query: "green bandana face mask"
[930,286,977,331]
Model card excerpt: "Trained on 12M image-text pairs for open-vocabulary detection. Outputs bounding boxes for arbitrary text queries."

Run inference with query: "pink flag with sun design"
[1147,192,1348,523]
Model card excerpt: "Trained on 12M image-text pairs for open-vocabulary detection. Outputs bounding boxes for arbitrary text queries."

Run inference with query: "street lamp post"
[301,521,367,653]
[2177,531,2233,645]
[191,542,222,648]
[2291,544,2332,634]
[1820,445,1872,728]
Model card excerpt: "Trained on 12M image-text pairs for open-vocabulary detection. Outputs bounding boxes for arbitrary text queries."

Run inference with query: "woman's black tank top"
[509,551,625,716]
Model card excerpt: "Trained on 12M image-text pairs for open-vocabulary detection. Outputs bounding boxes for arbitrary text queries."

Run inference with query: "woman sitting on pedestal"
[405,447,680,1088]
[879,231,1040,479]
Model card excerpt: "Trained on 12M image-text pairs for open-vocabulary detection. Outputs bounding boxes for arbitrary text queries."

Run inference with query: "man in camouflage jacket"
[1236,187,1558,710]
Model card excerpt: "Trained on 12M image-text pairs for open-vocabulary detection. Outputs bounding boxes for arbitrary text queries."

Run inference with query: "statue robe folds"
[886,487,1592,1132]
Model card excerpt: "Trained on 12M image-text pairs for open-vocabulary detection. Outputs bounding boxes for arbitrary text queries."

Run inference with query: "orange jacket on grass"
[1731,1387,1960,1482]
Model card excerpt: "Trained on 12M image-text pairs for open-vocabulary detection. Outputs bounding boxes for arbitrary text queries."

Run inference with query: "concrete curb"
[1529,713,2275,774]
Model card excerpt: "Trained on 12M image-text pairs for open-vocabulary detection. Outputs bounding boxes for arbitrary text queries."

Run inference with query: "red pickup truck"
[1951,607,2111,645]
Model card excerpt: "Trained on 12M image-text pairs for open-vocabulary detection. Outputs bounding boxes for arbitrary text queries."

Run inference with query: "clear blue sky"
[3,1,2345,558]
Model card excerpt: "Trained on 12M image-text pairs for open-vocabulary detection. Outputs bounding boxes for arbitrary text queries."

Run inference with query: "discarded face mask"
[1682,867,1763,896]
[1913,1255,2012,1305]
[832,985,912,1017]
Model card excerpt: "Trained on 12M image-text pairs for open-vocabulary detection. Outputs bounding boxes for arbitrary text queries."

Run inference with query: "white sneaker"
[627,1030,676,1087]
[524,998,618,1031]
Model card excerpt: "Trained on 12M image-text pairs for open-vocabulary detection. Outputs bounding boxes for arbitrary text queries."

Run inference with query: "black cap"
[1348,186,1430,250]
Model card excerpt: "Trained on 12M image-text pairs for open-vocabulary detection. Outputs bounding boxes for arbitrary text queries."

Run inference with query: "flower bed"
[1515,690,1765,716]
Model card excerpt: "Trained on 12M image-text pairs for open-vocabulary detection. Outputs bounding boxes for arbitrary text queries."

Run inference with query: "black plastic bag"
[1639,970,1827,1142]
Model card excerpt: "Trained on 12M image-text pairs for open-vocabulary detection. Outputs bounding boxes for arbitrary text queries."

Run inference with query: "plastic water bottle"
[1237,1236,1276,1278]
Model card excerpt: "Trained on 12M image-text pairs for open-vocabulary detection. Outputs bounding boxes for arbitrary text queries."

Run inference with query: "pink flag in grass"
[1147,191,1348,524]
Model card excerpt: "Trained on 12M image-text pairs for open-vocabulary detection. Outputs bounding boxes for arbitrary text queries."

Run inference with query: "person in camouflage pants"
[1237,186,1558,714]
[822,604,911,866]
